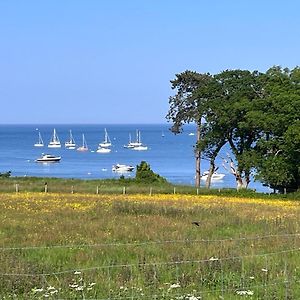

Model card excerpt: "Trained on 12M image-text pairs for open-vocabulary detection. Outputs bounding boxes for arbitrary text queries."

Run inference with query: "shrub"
[135,161,167,184]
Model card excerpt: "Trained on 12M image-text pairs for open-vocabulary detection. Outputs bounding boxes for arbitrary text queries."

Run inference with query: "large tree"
[253,66,300,192]
[166,70,213,186]
[202,70,265,189]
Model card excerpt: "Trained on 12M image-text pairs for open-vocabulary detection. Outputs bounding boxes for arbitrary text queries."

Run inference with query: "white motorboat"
[36,154,61,163]
[34,131,44,147]
[201,171,225,181]
[48,128,61,148]
[112,164,134,172]
[65,130,76,149]
[99,128,112,148]
[77,134,88,151]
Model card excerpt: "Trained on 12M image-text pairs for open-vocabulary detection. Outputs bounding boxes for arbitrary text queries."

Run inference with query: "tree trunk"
[195,123,201,187]
[235,172,249,190]
[205,160,215,189]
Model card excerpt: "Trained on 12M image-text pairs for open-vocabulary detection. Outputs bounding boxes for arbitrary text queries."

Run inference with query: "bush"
[135,161,167,184]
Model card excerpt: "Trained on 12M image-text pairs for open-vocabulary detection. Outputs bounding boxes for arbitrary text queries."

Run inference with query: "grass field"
[1,191,300,299]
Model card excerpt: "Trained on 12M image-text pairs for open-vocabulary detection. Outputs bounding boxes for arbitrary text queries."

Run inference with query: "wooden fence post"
[71,186,74,194]
[44,183,48,193]
[173,187,176,194]
[149,187,152,196]
[123,187,126,195]
[15,183,19,193]
[96,186,99,194]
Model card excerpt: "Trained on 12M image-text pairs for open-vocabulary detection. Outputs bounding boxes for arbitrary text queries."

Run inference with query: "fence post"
[123,186,126,195]
[15,183,19,193]
[44,183,48,193]
[173,187,176,194]
[71,185,74,194]
[96,186,99,194]
[149,187,152,196]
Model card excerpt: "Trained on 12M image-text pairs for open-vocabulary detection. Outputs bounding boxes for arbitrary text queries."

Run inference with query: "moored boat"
[77,134,88,151]
[34,131,44,147]
[48,128,61,148]
[99,128,112,148]
[112,164,134,172]
[65,130,76,149]
[36,154,61,163]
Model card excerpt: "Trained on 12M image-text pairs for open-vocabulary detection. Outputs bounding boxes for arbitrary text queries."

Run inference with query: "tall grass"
[1,192,300,298]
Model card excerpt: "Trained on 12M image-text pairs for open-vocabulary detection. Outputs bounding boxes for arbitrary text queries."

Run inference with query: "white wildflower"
[187,296,201,300]
[75,286,84,291]
[32,288,44,293]
[236,290,254,296]
[69,284,79,288]
[261,268,268,272]
[209,257,219,261]
[50,290,58,295]
[74,271,81,275]
[170,283,181,289]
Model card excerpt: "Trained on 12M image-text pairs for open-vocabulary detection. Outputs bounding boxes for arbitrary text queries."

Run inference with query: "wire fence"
[1,234,300,299]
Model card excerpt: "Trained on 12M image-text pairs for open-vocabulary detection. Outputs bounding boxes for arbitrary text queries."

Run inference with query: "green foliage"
[167,66,300,193]
[135,161,167,184]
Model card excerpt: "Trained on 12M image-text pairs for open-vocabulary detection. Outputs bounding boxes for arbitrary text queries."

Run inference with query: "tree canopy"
[167,66,300,193]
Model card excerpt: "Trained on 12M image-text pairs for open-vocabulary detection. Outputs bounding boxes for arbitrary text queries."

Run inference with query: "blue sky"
[0,0,299,124]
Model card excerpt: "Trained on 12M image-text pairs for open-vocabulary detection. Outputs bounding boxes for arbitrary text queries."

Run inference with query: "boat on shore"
[48,128,61,148]
[112,164,134,172]
[36,154,61,163]
[201,171,225,181]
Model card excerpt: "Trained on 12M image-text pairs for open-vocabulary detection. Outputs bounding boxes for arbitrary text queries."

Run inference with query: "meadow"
[1,190,300,299]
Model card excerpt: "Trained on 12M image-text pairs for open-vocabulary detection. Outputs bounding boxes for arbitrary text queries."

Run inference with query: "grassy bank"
[0,176,299,199]
[1,192,300,298]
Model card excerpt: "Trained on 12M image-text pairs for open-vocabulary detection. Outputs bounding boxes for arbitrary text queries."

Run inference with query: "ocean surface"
[0,124,268,192]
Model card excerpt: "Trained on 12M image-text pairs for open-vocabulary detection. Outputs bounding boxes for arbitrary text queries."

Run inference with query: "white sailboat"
[99,128,112,148]
[124,133,135,148]
[48,129,61,148]
[96,146,111,153]
[132,130,148,151]
[34,131,44,147]
[125,130,144,148]
[65,130,76,149]
[77,134,88,151]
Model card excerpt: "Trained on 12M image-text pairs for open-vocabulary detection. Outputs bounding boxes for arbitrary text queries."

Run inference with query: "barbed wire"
[1,247,299,277]
[0,232,299,251]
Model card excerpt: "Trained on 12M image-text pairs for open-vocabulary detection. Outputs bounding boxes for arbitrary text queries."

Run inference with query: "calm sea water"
[0,124,267,192]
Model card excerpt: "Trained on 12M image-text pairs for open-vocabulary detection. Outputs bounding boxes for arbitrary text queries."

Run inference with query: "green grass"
[0,191,300,298]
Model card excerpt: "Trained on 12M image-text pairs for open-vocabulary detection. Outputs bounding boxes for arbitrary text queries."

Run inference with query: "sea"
[0,124,268,192]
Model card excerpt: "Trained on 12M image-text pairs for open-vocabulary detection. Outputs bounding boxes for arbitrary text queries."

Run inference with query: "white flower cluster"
[236,290,254,296]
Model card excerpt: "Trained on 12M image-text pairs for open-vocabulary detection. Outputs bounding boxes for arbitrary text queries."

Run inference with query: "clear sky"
[0,0,299,124]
